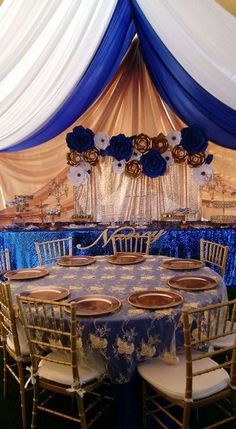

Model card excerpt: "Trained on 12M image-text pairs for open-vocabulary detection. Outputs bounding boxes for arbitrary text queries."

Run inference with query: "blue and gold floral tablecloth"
[10,255,226,384]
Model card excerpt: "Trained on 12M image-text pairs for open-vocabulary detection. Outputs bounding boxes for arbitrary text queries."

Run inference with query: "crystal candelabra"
[202,173,235,217]
[46,206,61,226]
[34,201,49,224]
[48,177,69,212]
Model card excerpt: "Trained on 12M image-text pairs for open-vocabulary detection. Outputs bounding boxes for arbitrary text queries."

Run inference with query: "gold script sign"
[76,227,165,250]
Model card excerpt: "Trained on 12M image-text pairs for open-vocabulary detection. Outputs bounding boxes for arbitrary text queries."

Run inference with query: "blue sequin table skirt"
[0,226,236,286]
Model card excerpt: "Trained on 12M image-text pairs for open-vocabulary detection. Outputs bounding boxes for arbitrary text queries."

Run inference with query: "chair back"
[182,300,236,402]
[111,232,151,255]
[0,249,11,275]
[35,237,72,266]
[200,239,228,277]
[0,282,22,357]
[16,295,81,387]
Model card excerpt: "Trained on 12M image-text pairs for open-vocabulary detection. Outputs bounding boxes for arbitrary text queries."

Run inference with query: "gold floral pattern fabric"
[11,256,226,383]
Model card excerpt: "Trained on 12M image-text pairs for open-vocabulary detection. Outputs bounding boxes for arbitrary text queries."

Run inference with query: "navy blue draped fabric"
[3,0,135,152]
[130,0,236,149]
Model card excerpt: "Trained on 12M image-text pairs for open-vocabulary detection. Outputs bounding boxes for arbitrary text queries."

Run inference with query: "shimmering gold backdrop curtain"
[0,40,235,220]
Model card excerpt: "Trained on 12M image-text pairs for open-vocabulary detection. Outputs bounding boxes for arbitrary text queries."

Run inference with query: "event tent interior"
[0,0,235,224]
[1,2,236,429]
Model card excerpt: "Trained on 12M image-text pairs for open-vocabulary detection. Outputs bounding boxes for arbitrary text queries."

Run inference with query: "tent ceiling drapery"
[0,0,235,215]
[0,0,235,152]
[0,40,201,221]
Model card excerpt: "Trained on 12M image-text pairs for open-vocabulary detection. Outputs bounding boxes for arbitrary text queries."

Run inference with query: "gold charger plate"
[128,290,183,309]
[5,268,49,280]
[162,258,204,270]
[68,295,121,316]
[168,275,217,291]
[107,253,145,265]
[20,287,69,301]
[57,256,96,267]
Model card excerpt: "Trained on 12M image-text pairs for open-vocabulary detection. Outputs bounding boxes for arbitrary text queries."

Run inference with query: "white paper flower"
[192,164,213,185]
[167,130,181,147]
[67,166,89,186]
[112,159,126,174]
[161,150,174,167]
[130,149,142,161]
[94,132,110,150]
[79,161,92,174]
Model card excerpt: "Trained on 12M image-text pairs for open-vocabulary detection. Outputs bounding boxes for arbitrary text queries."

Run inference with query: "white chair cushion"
[138,354,229,401]
[38,350,105,386]
[7,319,30,356]
[211,321,236,349]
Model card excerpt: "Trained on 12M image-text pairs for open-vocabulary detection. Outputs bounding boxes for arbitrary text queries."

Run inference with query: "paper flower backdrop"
[66,125,214,186]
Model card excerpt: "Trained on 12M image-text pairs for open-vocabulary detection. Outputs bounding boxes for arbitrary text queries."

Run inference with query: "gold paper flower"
[66,150,83,166]
[172,144,187,163]
[187,152,205,167]
[133,134,151,154]
[83,147,99,165]
[152,133,169,154]
[125,160,142,178]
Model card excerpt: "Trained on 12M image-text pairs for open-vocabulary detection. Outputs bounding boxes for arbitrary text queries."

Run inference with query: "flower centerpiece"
[66,125,214,186]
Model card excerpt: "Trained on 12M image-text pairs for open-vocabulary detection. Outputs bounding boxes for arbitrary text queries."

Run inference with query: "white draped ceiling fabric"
[137,0,236,109]
[0,0,235,215]
[0,0,117,150]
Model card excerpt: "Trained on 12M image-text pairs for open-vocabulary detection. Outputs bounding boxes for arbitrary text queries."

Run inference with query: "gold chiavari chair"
[0,248,11,276]
[111,232,151,255]
[138,300,236,429]
[35,237,72,266]
[16,295,113,429]
[200,239,228,277]
[0,249,11,348]
[0,282,31,429]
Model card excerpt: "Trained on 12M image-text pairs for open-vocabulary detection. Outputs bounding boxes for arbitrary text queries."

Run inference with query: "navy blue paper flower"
[105,134,133,161]
[181,125,208,154]
[140,149,166,178]
[66,125,94,153]
[205,154,213,164]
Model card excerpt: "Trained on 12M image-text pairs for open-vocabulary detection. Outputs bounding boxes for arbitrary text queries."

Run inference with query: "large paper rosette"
[112,159,126,174]
[166,130,181,147]
[181,125,208,154]
[152,133,169,154]
[192,164,213,185]
[106,134,133,161]
[94,132,110,150]
[66,125,94,153]
[140,149,167,178]
[67,165,90,186]
[133,134,151,154]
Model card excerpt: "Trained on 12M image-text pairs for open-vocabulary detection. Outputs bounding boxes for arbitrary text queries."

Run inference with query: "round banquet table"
[9,255,227,429]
